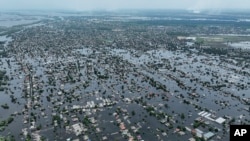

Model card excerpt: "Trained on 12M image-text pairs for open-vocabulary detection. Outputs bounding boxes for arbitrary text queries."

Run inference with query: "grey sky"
[0,0,250,11]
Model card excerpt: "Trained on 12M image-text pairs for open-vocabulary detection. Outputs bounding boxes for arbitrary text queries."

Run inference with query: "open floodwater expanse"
[0,10,250,141]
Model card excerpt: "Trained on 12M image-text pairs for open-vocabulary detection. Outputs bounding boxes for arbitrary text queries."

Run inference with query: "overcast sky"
[1,0,250,11]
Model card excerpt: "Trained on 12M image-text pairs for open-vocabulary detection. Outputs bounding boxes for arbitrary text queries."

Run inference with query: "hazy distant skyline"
[1,0,250,11]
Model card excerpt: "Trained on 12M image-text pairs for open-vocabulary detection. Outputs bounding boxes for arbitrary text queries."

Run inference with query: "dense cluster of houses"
[0,13,250,141]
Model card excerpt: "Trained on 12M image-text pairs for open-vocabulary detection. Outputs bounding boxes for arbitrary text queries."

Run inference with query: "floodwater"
[0,35,12,47]
[0,13,42,27]
[1,38,249,141]
[228,41,250,49]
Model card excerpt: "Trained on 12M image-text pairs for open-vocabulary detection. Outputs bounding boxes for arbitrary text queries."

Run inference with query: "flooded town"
[0,10,250,141]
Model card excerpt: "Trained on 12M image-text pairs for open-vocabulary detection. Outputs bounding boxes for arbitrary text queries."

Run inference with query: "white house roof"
[215,117,226,124]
